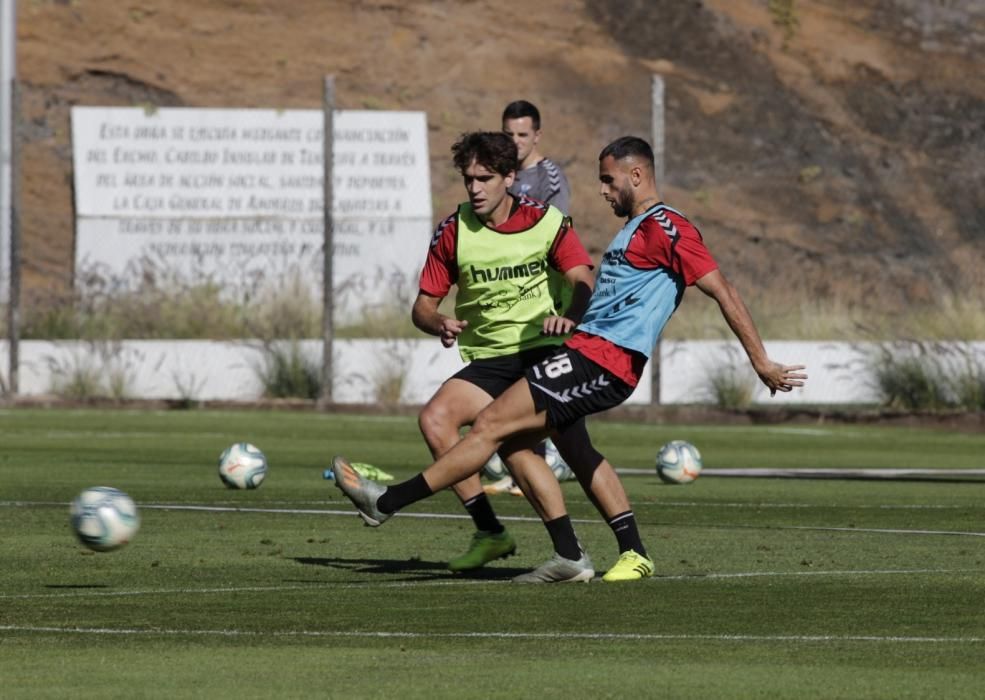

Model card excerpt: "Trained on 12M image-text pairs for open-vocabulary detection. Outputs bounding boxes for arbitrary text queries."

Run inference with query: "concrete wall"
[0,339,648,404]
[659,340,872,405]
[2,339,982,405]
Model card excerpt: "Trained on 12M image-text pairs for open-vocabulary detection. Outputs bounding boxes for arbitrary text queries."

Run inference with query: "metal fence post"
[6,80,20,396]
[319,75,335,406]
[651,74,665,405]
[0,0,12,307]
[2,0,17,396]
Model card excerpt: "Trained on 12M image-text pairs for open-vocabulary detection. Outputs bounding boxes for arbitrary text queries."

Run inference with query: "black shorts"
[452,345,561,399]
[524,346,635,431]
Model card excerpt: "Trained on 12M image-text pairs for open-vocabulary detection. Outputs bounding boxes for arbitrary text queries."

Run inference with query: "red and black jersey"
[567,205,718,387]
[419,195,593,298]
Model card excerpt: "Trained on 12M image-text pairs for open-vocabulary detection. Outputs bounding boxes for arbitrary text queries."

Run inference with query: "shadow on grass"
[293,556,526,581]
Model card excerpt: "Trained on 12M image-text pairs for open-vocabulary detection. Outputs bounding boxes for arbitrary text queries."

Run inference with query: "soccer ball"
[70,486,140,552]
[218,442,268,489]
[656,440,703,484]
[482,439,576,482]
[481,450,508,481]
[542,438,576,482]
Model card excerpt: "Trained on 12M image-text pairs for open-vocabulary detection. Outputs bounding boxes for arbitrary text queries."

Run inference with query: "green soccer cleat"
[601,550,655,582]
[512,550,595,583]
[331,455,391,527]
[350,462,395,482]
[447,530,517,572]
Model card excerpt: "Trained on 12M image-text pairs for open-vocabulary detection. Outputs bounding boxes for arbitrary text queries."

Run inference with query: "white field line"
[781,525,985,537]
[140,505,985,538]
[0,568,977,601]
[0,624,981,644]
[1,499,976,511]
[31,430,228,439]
[617,468,985,478]
[597,425,868,437]
[0,501,554,524]
[5,500,985,537]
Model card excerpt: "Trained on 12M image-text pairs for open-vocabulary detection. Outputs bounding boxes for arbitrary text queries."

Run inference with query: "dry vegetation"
[9,0,985,340]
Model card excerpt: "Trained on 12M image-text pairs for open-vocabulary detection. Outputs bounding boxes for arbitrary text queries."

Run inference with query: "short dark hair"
[599,136,654,167]
[501,100,541,130]
[451,132,518,176]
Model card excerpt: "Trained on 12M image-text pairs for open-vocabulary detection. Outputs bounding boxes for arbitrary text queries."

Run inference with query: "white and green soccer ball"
[481,450,508,481]
[218,442,268,489]
[70,486,140,552]
[542,438,576,482]
[656,440,703,484]
[480,439,575,482]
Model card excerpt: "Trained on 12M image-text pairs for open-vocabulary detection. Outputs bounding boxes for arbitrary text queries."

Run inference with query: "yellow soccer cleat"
[602,550,655,582]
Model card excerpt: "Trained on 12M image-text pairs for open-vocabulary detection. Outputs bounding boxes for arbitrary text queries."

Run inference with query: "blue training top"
[576,204,688,358]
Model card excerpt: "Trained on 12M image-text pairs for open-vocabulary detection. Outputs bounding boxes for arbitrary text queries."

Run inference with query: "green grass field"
[2,408,985,699]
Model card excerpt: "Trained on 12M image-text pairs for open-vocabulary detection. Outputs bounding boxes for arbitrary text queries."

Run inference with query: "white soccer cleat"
[482,475,517,496]
[331,456,391,527]
[512,550,595,583]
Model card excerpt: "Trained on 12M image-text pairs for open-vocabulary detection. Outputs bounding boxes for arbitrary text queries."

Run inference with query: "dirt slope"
[14,0,985,314]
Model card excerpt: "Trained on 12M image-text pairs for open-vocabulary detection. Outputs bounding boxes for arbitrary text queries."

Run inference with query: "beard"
[612,187,634,218]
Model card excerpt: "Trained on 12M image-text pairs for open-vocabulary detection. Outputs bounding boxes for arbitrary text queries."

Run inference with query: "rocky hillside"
[14,0,985,316]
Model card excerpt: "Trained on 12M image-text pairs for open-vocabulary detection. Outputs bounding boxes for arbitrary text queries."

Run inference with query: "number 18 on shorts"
[524,348,634,429]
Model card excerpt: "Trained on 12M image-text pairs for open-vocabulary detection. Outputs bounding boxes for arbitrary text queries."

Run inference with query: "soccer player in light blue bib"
[334,136,807,583]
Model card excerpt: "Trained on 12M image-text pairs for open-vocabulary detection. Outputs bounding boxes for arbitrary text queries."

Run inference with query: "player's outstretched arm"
[693,269,807,396]
[542,264,594,336]
[412,292,467,348]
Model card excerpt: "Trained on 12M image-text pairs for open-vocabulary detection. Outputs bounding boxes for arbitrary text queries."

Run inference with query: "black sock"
[376,474,433,514]
[544,515,581,561]
[462,493,504,534]
[607,511,647,558]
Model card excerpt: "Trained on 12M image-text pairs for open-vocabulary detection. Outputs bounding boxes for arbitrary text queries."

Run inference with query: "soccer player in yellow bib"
[364,131,654,582]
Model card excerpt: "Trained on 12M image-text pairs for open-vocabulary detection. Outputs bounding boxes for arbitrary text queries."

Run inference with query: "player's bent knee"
[418,402,458,446]
[554,426,604,474]
[558,443,604,476]
[470,411,506,443]
[472,411,537,445]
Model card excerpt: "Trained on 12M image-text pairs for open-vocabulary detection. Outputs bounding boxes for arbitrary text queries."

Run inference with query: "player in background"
[353,131,653,582]
[503,100,571,215]
[333,135,807,582]
[490,100,577,497]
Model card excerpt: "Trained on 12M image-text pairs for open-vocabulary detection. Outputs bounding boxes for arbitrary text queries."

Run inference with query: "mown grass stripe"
[2,624,982,644]
[1,568,976,600]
